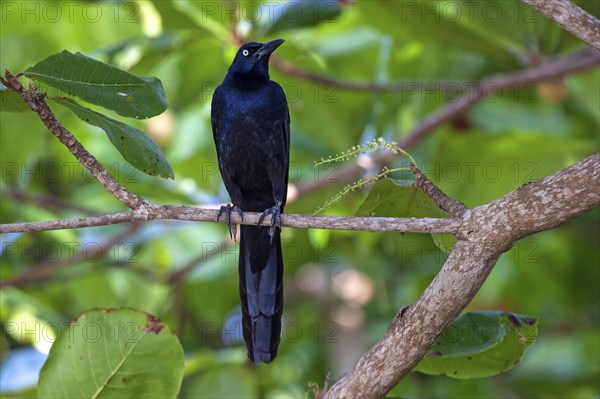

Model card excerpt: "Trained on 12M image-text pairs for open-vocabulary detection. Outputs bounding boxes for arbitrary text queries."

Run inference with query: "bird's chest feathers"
[218,87,281,162]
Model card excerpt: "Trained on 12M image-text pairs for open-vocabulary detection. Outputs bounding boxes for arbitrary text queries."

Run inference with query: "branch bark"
[411,163,468,218]
[521,0,600,50]
[323,153,600,399]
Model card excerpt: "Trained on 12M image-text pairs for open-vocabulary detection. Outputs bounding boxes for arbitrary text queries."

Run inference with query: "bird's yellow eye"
[242,49,249,56]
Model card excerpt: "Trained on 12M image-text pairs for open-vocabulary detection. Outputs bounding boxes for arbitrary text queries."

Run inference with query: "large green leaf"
[414,311,538,379]
[49,96,174,178]
[38,308,184,398]
[0,87,29,113]
[356,178,456,253]
[24,50,167,119]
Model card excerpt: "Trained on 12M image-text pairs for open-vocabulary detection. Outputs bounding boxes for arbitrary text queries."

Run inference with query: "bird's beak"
[255,39,285,59]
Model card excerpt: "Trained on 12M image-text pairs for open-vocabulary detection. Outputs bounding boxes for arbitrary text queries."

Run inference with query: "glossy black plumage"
[211,39,289,363]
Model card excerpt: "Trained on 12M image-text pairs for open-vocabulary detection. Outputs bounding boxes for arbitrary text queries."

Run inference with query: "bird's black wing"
[270,81,291,208]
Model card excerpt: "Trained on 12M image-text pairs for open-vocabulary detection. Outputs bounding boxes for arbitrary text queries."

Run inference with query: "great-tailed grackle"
[211,39,289,363]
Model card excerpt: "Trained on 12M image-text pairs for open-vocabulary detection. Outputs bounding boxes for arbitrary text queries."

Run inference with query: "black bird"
[211,39,289,363]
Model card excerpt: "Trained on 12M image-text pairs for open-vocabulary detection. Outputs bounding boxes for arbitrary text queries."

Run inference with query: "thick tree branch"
[1,70,144,209]
[296,48,600,197]
[460,152,600,249]
[323,153,600,399]
[521,0,600,50]
[324,242,500,399]
[0,206,462,235]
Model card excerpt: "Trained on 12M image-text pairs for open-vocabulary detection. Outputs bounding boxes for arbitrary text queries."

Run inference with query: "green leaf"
[260,0,342,35]
[49,97,174,178]
[414,311,539,379]
[356,178,456,253]
[24,50,167,119]
[0,88,29,112]
[38,308,184,399]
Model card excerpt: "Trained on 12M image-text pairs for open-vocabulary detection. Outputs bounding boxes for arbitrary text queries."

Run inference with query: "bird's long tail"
[238,224,283,363]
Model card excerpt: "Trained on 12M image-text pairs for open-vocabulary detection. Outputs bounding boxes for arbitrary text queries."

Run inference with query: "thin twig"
[0,211,138,232]
[1,70,145,209]
[0,205,462,234]
[272,57,457,92]
[410,163,469,218]
[400,47,600,149]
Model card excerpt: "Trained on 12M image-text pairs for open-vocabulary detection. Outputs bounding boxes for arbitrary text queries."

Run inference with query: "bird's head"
[228,39,285,78]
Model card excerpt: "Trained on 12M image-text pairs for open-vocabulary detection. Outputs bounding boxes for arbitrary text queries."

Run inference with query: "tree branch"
[521,0,600,50]
[296,48,600,197]
[399,48,599,148]
[0,206,462,235]
[460,152,600,249]
[272,57,455,92]
[323,153,600,398]
[410,163,468,218]
[1,70,145,209]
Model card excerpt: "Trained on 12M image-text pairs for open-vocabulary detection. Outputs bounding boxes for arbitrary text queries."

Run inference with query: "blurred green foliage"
[0,0,598,397]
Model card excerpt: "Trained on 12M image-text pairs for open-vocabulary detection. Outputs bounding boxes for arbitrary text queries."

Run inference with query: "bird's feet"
[217,204,243,241]
[258,200,282,243]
